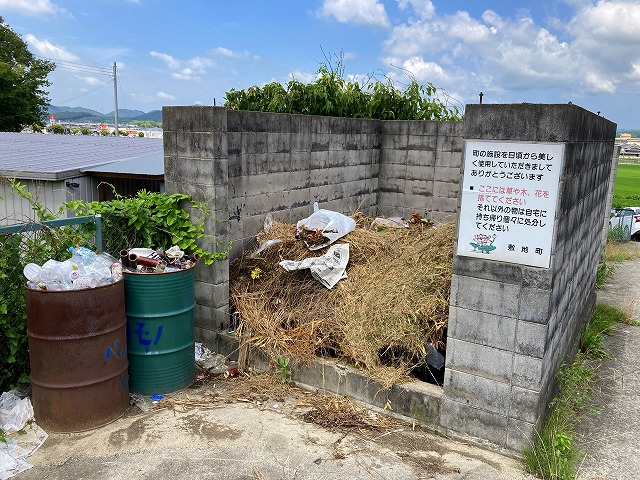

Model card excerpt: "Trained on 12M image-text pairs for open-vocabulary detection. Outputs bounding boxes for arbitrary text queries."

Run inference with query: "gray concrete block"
[195,280,215,308]
[309,168,330,187]
[428,196,458,214]
[444,369,511,415]
[163,132,178,157]
[515,321,547,358]
[289,114,311,134]
[433,181,459,198]
[406,179,434,198]
[310,133,330,151]
[407,135,436,151]
[452,255,522,284]
[440,397,507,447]
[405,164,435,182]
[174,131,224,160]
[290,132,312,153]
[309,150,329,169]
[450,275,520,318]
[382,120,410,136]
[509,386,542,424]
[506,418,536,452]
[195,304,230,331]
[522,267,553,289]
[162,106,226,133]
[445,338,513,383]
[241,132,268,154]
[512,354,543,390]
[448,306,517,351]
[433,166,461,183]
[519,287,552,323]
[238,111,269,133]
[326,150,347,168]
[267,132,291,154]
[405,149,435,169]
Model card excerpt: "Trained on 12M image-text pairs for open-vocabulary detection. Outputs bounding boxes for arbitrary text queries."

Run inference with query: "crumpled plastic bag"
[280,244,349,289]
[296,202,355,250]
[0,392,33,434]
[369,217,408,231]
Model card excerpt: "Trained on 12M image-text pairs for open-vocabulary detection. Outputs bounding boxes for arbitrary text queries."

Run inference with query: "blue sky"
[2,0,640,128]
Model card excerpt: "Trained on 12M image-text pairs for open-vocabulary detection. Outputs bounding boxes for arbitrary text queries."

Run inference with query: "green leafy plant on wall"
[65,188,230,265]
[225,51,462,121]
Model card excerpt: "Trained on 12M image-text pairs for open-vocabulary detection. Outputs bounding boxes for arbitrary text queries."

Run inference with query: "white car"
[609,207,640,240]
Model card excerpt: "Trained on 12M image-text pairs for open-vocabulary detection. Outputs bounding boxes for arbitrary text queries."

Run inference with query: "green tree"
[50,123,64,134]
[0,17,55,132]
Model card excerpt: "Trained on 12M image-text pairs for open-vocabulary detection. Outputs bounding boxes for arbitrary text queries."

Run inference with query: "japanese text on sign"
[457,140,564,268]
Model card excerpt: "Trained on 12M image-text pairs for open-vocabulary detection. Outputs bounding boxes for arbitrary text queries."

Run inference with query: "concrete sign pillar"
[442,104,616,450]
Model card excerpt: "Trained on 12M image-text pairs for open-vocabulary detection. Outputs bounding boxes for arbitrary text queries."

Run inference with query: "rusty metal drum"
[25,279,129,432]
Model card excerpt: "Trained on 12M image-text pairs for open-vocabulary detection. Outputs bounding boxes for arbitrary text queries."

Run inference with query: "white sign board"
[457,140,564,268]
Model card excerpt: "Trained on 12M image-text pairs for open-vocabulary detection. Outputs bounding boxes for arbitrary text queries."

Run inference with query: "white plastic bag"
[0,392,33,434]
[280,244,350,289]
[296,202,356,250]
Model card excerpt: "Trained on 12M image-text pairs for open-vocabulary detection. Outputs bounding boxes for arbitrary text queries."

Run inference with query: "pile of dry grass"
[230,216,455,387]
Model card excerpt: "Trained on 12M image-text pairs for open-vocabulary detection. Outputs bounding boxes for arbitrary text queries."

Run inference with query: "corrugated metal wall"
[1,176,163,226]
[0,179,79,225]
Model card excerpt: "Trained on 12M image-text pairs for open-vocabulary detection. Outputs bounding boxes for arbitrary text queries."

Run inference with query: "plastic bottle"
[68,246,96,266]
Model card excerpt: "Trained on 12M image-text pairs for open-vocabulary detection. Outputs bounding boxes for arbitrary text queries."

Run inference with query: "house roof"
[0,132,164,181]
[81,150,164,178]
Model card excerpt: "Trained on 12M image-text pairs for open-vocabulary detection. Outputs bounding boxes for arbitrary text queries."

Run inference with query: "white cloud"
[77,76,103,86]
[25,34,79,61]
[212,47,259,60]
[401,56,447,82]
[381,1,640,100]
[397,0,435,19]
[319,0,389,28]
[150,51,212,81]
[0,0,63,16]
[289,70,316,83]
[584,73,616,93]
[149,51,180,70]
[157,91,176,100]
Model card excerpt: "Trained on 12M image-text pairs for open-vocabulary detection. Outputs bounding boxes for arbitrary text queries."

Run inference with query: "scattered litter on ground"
[230,213,455,387]
[130,371,404,434]
[0,392,47,480]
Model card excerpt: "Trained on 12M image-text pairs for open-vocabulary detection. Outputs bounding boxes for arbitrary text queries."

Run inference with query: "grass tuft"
[522,304,628,480]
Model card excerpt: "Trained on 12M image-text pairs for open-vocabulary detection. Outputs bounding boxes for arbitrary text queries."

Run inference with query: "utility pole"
[113,62,119,137]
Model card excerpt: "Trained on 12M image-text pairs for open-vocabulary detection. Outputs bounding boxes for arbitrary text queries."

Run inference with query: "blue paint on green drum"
[124,267,196,395]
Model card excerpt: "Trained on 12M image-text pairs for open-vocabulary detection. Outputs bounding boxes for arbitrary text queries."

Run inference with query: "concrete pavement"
[576,257,640,480]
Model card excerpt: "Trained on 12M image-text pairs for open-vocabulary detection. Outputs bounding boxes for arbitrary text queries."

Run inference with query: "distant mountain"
[133,110,162,122]
[47,106,160,124]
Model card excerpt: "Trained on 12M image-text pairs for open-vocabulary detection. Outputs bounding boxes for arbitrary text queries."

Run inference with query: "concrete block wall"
[163,107,231,343]
[163,106,455,342]
[443,104,616,451]
[163,104,615,453]
[378,120,463,222]
[227,111,381,259]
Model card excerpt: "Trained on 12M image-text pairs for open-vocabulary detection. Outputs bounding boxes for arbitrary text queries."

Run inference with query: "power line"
[35,56,112,76]
[56,80,111,106]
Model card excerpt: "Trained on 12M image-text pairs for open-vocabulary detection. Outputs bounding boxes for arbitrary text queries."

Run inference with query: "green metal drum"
[124,267,196,395]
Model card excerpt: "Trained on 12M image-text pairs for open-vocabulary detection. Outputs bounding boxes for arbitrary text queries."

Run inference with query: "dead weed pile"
[230,217,455,387]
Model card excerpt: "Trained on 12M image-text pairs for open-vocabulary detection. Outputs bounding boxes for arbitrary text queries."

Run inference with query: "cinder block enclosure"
[163,104,616,451]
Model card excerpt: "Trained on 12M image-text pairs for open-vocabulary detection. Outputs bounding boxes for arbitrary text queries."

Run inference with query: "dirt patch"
[178,413,242,440]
